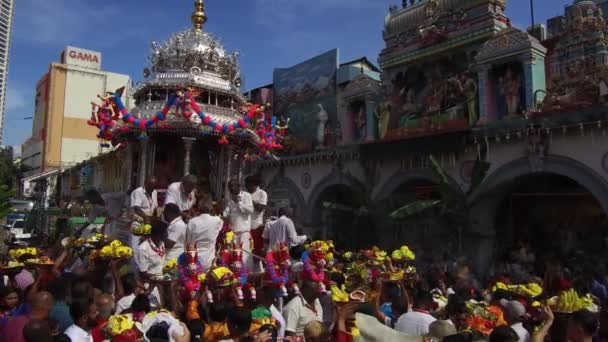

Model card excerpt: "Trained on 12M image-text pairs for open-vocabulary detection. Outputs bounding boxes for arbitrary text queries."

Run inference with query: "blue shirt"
[49,301,73,332]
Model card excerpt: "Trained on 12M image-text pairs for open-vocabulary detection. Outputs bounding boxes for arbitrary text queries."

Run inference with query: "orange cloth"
[202,322,229,342]
[488,305,508,326]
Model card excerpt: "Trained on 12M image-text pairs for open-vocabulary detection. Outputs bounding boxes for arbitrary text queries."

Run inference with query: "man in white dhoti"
[163,203,187,261]
[223,180,254,269]
[187,201,223,267]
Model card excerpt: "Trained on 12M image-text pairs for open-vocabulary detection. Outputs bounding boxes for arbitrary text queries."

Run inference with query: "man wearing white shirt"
[223,180,254,269]
[263,207,307,252]
[136,221,167,308]
[394,291,436,336]
[78,189,129,240]
[65,300,98,342]
[165,175,197,217]
[187,201,224,267]
[164,203,187,261]
[246,176,267,270]
[130,176,159,258]
[130,176,159,219]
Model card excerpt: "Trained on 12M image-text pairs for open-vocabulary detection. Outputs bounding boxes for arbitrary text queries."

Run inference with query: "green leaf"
[390,200,441,219]
[0,184,15,220]
[467,159,491,196]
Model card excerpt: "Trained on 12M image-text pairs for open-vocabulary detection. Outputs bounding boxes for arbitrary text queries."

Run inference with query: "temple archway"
[468,156,608,274]
[306,173,367,249]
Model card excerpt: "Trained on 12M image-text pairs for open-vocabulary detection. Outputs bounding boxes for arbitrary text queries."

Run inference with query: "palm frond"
[390,200,441,220]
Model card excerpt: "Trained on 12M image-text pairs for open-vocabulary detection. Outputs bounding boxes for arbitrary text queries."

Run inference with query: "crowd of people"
[0,174,606,342]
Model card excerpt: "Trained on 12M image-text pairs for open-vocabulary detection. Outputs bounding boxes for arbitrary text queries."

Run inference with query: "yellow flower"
[399,246,415,261]
[389,269,405,281]
[143,224,152,234]
[343,251,353,260]
[375,250,387,262]
[100,246,114,257]
[225,231,234,243]
[115,247,133,259]
[325,253,334,262]
[330,284,349,302]
[391,250,404,261]
[109,240,123,249]
[164,259,177,270]
[198,273,207,282]
[492,282,509,292]
[107,315,134,336]
[25,248,38,256]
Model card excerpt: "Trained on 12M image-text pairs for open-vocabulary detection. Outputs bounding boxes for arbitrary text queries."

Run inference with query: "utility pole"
[530,0,536,28]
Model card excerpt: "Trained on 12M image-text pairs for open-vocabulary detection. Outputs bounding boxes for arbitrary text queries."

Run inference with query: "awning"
[22,169,60,183]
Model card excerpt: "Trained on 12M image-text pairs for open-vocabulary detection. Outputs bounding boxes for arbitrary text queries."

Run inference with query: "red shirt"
[334,330,353,342]
[91,318,108,342]
[0,315,29,342]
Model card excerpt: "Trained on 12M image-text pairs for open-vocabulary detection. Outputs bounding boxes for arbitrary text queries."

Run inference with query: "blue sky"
[3,0,569,148]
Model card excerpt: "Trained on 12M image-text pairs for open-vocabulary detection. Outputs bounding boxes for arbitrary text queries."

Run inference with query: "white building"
[21,46,131,198]
[0,0,14,144]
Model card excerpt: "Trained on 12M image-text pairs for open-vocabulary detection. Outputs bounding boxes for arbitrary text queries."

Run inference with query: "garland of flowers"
[264,250,289,295]
[88,88,287,160]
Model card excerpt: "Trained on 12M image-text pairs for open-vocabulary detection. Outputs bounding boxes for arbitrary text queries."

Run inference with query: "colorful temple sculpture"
[379,0,509,138]
[80,0,286,196]
[475,27,547,125]
[541,0,608,112]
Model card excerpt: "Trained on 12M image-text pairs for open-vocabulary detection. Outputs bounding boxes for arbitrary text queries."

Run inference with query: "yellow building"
[22,46,131,179]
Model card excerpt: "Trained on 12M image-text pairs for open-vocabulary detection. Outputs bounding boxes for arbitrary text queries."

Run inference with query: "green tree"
[390,155,490,252]
[0,184,14,220]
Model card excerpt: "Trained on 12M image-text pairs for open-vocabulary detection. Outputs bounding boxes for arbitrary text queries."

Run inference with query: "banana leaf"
[322,201,368,216]
[390,200,441,219]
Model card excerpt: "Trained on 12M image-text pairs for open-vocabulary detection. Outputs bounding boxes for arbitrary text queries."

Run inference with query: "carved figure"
[374,100,392,139]
[316,103,329,146]
[503,69,521,117]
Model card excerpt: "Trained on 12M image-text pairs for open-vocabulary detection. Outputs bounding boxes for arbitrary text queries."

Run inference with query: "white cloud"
[5,85,26,111]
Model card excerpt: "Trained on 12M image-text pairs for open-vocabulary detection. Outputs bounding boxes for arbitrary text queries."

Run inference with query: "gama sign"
[63,46,102,70]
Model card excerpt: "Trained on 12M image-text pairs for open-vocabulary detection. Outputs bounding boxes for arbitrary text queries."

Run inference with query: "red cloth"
[335,330,354,342]
[251,226,264,257]
[0,315,29,342]
[91,318,108,342]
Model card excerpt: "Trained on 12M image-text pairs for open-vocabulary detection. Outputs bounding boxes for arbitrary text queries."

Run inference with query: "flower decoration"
[133,223,152,236]
[99,240,133,259]
[9,247,38,260]
[107,314,135,336]
[548,289,596,313]
[493,282,543,298]
[164,259,177,273]
[225,231,234,244]
[210,266,235,287]
[391,245,415,261]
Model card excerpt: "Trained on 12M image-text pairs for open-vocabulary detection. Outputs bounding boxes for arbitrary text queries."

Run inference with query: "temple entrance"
[313,184,367,250]
[377,179,444,262]
[493,173,607,259]
[152,135,186,188]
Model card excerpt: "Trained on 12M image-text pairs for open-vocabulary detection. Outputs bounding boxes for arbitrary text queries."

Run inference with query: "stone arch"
[264,172,306,218]
[304,171,367,226]
[467,155,608,274]
[470,155,608,214]
[373,168,462,202]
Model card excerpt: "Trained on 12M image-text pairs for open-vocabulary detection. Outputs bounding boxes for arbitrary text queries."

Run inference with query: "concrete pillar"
[138,140,148,187]
[182,137,196,176]
[476,65,491,125]
[124,145,133,191]
[365,98,377,141]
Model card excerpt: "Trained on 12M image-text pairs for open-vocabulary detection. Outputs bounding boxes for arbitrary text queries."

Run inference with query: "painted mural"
[384,54,474,140]
[273,49,339,153]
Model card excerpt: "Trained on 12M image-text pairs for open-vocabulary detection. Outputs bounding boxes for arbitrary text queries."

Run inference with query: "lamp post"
[530,0,535,28]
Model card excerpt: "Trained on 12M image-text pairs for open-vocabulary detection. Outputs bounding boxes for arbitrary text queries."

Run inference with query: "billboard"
[273,49,338,154]
[62,46,102,70]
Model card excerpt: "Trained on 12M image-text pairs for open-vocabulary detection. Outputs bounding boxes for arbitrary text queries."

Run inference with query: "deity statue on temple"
[316,103,329,147]
[502,69,521,117]
[374,100,391,139]
[462,73,478,126]
[399,88,417,127]
[354,106,367,140]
